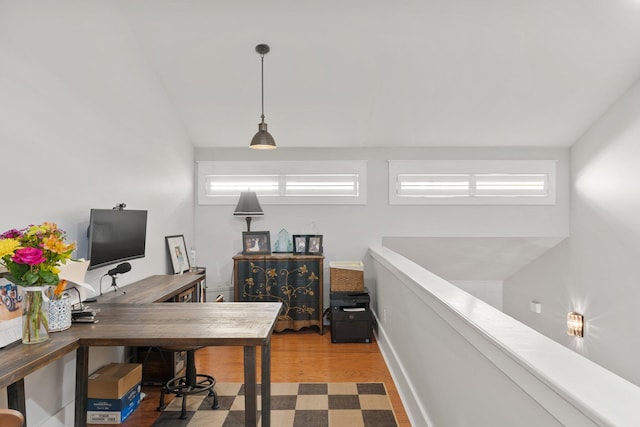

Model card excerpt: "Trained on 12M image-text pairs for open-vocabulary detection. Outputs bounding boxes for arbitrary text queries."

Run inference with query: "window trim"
[389,160,557,205]
[197,160,367,205]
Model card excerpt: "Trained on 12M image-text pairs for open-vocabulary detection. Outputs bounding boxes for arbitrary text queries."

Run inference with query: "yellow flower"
[51,266,61,274]
[0,238,21,258]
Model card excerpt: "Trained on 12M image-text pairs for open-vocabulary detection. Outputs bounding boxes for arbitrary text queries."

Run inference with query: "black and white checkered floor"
[152,382,398,427]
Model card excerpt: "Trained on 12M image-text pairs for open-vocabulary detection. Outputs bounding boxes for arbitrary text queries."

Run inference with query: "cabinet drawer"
[176,288,194,303]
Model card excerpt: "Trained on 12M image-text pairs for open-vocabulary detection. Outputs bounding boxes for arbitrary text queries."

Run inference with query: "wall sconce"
[567,312,584,337]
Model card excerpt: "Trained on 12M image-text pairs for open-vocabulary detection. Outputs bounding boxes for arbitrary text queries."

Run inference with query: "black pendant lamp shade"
[250,44,277,150]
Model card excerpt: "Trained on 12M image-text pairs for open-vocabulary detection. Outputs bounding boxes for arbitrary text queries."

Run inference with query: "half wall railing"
[367,245,640,427]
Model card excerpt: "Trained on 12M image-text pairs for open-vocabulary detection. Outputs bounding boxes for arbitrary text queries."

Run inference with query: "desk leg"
[244,346,257,426]
[261,342,271,427]
[75,346,89,427]
[7,379,27,427]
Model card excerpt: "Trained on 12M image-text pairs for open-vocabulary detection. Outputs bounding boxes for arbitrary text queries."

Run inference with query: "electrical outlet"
[383,309,387,323]
[530,301,541,314]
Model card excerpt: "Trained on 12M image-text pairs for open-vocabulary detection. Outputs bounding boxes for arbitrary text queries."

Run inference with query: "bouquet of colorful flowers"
[0,222,76,288]
[0,223,76,343]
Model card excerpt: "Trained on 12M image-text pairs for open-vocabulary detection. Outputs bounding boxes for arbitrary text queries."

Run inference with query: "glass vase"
[22,287,49,344]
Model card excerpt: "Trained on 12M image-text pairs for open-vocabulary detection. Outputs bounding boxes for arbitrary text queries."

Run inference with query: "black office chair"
[157,346,219,419]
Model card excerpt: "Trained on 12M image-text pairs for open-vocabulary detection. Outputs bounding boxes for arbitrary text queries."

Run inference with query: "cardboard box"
[87,394,140,424]
[88,363,142,399]
[87,382,141,411]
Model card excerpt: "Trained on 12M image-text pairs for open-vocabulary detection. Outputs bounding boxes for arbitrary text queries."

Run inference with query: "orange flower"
[54,279,67,297]
[42,236,74,254]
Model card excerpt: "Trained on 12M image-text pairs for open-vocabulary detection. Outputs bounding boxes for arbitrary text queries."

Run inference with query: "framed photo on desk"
[0,276,22,348]
[293,235,307,255]
[242,231,271,255]
[166,235,190,274]
[293,235,323,255]
[307,235,323,254]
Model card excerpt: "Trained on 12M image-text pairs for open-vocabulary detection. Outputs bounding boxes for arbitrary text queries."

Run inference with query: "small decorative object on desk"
[274,228,293,252]
[0,223,76,344]
[48,283,72,332]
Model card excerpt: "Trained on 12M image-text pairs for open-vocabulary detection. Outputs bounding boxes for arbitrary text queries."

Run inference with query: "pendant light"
[250,44,277,150]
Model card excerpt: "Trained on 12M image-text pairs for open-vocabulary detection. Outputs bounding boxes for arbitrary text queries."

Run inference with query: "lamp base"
[246,217,252,232]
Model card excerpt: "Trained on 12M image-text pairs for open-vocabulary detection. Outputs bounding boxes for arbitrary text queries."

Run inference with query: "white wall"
[0,5,195,425]
[195,146,569,309]
[504,77,640,387]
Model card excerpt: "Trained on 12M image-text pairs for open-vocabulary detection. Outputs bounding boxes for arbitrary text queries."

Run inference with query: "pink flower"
[12,247,46,266]
[0,229,22,239]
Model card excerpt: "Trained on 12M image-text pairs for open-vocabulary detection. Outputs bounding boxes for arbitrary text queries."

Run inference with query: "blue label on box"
[87,382,141,411]
[87,394,140,424]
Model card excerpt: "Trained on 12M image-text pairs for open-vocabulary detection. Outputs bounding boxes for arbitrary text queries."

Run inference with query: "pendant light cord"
[260,52,265,122]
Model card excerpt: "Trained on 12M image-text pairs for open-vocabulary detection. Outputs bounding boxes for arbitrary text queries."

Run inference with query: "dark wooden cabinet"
[136,346,186,386]
[233,253,324,334]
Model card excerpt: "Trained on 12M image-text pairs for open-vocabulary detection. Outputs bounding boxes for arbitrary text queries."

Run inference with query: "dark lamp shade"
[234,191,264,216]
[250,122,276,150]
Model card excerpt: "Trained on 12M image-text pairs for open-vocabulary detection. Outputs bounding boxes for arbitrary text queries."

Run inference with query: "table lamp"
[234,191,264,231]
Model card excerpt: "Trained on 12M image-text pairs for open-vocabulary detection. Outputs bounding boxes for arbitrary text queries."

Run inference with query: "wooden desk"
[0,275,281,427]
[74,302,281,427]
[97,273,205,304]
[1,336,79,422]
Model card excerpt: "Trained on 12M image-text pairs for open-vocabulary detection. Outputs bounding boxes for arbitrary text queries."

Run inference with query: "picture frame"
[293,234,324,255]
[293,235,307,255]
[166,235,190,274]
[307,235,323,254]
[0,276,22,348]
[242,231,271,255]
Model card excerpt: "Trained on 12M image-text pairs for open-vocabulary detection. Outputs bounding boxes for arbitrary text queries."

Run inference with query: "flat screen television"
[87,209,148,270]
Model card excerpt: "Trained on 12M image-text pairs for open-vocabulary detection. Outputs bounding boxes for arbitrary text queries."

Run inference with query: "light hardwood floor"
[115,330,410,426]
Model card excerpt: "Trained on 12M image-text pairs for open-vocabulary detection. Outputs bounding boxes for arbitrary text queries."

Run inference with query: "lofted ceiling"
[3,0,640,149]
[4,1,632,284]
